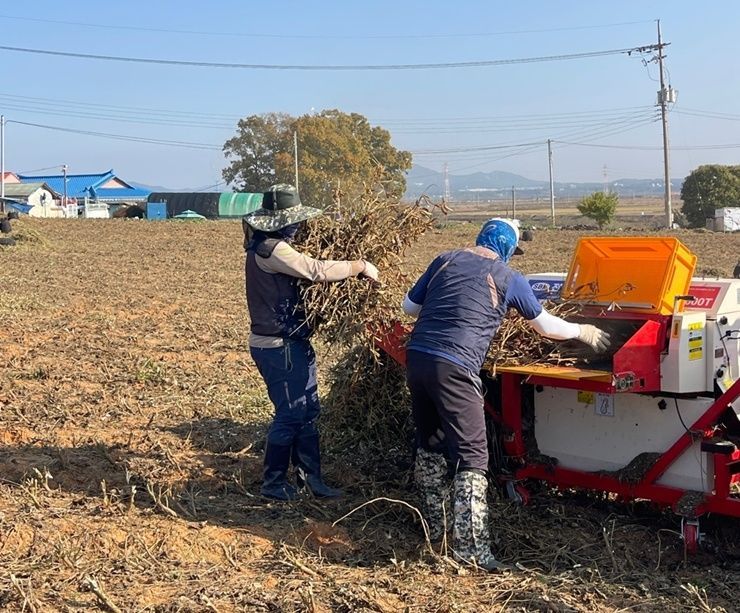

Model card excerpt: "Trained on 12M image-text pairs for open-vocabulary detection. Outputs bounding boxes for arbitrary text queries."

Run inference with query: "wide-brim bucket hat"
[243,184,322,232]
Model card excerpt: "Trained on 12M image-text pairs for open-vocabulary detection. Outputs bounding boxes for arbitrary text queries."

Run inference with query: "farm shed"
[147,192,263,219]
[1,182,64,218]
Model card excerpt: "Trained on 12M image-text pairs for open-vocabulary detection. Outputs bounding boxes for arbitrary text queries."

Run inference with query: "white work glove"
[577,324,611,353]
[360,260,379,282]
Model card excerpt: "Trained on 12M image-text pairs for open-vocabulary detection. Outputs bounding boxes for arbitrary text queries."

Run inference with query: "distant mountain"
[406,164,680,200]
[407,165,544,192]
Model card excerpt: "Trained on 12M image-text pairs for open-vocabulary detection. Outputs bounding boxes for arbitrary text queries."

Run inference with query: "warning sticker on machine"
[577,390,594,404]
[688,323,704,361]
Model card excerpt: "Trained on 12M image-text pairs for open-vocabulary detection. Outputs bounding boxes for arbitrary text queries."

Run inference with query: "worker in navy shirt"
[402,218,610,571]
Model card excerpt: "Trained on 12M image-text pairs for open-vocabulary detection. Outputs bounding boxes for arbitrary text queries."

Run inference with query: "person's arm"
[262,241,376,282]
[505,274,611,352]
[528,309,581,339]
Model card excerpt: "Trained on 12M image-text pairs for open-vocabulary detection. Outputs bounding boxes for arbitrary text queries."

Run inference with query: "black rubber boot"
[261,442,298,501]
[292,432,343,498]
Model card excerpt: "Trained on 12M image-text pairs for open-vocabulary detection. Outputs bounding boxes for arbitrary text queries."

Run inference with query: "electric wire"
[0,43,660,71]
[0,92,239,120]
[443,116,659,174]
[416,112,659,164]
[0,92,656,134]
[7,120,222,151]
[411,111,658,156]
[554,140,740,151]
[0,14,655,40]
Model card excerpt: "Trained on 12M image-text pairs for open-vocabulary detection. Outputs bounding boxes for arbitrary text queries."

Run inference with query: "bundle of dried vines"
[321,345,413,470]
[297,183,436,347]
[484,301,583,373]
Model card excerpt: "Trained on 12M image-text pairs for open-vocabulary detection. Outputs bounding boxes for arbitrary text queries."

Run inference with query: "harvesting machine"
[376,237,740,552]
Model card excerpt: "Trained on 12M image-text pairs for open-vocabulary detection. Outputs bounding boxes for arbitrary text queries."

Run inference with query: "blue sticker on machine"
[527,278,565,301]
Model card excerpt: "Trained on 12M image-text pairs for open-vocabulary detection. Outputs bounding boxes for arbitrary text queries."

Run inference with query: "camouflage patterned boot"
[452,470,502,571]
[414,448,449,541]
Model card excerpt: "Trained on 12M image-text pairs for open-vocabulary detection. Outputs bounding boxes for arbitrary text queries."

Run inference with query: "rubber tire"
[682,521,699,554]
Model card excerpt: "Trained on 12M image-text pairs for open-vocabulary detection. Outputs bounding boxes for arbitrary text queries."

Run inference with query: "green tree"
[577,191,618,229]
[680,164,740,228]
[222,109,412,207]
[222,112,293,191]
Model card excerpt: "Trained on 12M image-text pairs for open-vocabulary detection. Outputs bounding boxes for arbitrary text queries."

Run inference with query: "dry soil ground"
[0,216,738,612]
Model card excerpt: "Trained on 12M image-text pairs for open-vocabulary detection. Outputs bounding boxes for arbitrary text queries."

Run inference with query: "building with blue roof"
[18,169,150,204]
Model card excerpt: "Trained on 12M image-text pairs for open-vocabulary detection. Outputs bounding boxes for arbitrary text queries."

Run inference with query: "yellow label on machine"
[577,390,594,404]
[688,325,704,361]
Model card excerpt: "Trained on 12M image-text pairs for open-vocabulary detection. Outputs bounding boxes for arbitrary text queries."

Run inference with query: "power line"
[442,116,659,173]
[0,43,660,71]
[554,139,740,151]
[413,112,658,159]
[0,14,654,40]
[374,106,655,125]
[0,91,238,120]
[674,109,740,121]
[0,91,672,134]
[412,141,545,155]
[7,120,221,150]
[0,100,235,130]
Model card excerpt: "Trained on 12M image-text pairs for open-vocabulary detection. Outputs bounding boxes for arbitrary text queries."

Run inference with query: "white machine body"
[525,275,740,492]
[533,388,718,492]
[680,278,740,393]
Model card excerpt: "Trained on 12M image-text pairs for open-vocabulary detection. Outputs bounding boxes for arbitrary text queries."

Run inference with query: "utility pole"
[1,115,5,214]
[443,162,451,202]
[603,164,609,193]
[62,164,68,216]
[547,139,555,226]
[293,131,299,190]
[511,185,516,217]
[657,19,674,228]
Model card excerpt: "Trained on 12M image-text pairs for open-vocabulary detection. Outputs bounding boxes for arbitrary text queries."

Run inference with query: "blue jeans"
[250,340,321,447]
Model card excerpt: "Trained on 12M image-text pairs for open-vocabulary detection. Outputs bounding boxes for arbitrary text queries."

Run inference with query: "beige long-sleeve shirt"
[249,240,359,348]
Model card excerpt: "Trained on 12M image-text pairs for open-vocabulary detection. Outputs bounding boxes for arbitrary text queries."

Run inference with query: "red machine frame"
[374,321,740,550]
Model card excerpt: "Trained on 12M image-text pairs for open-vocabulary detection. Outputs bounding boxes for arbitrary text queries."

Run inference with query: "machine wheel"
[681,518,701,554]
[505,481,531,506]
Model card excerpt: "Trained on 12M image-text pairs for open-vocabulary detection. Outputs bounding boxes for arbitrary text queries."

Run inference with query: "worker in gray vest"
[403,218,610,570]
[243,184,379,500]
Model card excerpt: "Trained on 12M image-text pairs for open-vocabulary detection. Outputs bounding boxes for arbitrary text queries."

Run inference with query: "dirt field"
[1,217,738,612]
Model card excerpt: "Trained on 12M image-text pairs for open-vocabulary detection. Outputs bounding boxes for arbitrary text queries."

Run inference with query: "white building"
[3,182,64,218]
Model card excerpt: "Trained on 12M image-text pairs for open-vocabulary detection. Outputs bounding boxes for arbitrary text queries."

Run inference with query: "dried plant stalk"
[484,301,583,373]
[298,181,436,347]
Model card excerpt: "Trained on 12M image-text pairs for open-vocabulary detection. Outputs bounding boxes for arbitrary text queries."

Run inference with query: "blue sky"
[1,1,738,190]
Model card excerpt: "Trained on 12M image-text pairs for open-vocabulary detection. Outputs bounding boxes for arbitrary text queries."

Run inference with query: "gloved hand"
[577,324,611,353]
[578,324,611,353]
[359,260,379,282]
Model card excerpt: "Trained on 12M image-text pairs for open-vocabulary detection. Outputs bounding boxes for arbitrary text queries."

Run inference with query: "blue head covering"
[475,218,523,263]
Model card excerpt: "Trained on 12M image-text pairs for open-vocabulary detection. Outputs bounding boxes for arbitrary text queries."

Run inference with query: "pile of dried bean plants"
[298,184,435,348]
[296,183,435,462]
[484,301,583,374]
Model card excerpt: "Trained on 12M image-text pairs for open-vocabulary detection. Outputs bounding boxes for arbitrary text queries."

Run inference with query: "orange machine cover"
[561,237,697,315]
